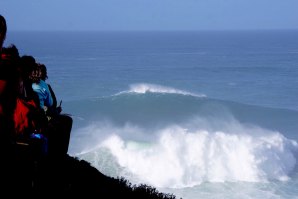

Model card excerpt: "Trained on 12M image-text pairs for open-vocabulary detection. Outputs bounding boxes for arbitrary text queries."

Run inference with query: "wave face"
[66,84,298,190]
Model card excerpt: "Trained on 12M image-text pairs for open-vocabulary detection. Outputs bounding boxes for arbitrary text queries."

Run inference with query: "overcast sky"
[1,0,298,31]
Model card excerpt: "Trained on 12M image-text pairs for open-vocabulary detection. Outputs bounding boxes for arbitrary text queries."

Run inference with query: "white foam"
[74,120,298,189]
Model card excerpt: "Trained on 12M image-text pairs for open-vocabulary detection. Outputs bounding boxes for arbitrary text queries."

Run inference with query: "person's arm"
[48,84,57,108]
[48,83,62,114]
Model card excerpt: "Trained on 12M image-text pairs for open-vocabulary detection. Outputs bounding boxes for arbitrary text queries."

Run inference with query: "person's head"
[38,63,48,81]
[2,44,22,94]
[0,15,7,52]
[19,55,38,81]
[1,44,20,76]
[1,44,19,60]
[29,65,41,83]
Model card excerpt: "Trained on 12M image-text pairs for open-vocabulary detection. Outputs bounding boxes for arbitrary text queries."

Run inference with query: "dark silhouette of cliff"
[0,143,178,198]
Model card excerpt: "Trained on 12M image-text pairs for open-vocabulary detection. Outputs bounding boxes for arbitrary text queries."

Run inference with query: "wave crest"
[118,83,206,97]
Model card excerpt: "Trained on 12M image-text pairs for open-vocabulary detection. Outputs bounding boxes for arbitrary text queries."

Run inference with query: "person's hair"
[38,63,48,81]
[29,65,41,83]
[20,55,37,80]
[0,15,7,48]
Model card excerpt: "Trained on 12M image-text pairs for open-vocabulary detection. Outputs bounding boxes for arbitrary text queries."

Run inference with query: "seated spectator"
[31,62,73,158]
[19,55,41,105]
[15,55,48,157]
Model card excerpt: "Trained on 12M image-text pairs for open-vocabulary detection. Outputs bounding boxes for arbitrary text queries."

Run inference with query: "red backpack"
[13,97,46,138]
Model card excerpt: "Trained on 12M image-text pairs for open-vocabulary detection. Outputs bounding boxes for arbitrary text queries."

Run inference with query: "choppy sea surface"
[6,30,298,199]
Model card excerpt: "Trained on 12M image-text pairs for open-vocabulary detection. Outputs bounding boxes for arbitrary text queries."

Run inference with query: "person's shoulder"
[39,79,47,84]
[35,80,48,87]
[32,81,43,90]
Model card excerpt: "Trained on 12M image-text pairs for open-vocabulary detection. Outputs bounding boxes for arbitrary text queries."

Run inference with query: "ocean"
[6,30,298,199]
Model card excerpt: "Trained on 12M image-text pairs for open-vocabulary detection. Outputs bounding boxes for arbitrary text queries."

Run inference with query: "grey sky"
[1,0,298,31]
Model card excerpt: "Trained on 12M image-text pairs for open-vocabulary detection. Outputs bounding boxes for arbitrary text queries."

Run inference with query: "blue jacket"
[32,80,53,109]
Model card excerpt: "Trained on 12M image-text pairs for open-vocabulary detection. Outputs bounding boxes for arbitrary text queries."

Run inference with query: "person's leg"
[58,114,73,154]
[47,114,72,157]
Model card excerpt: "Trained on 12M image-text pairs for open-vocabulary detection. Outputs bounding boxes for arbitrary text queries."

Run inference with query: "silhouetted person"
[19,55,41,104]
[0,15,29,192]
[0,15,13,144]
[17,55,48,142]
[0,16,18,157]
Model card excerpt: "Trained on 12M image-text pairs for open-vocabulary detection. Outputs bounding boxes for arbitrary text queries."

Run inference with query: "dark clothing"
[0,56,18,118]
[23,79,40,105]
[46,83,61,115]
[0,53,19,158]
[48,84,57,108]
[47,114,73,156]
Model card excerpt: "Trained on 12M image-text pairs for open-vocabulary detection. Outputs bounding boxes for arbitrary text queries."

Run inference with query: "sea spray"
[73,121,298,189]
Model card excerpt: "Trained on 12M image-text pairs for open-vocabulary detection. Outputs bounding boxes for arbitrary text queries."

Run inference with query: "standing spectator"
[0,14,11,136]
[0,15,17,153]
